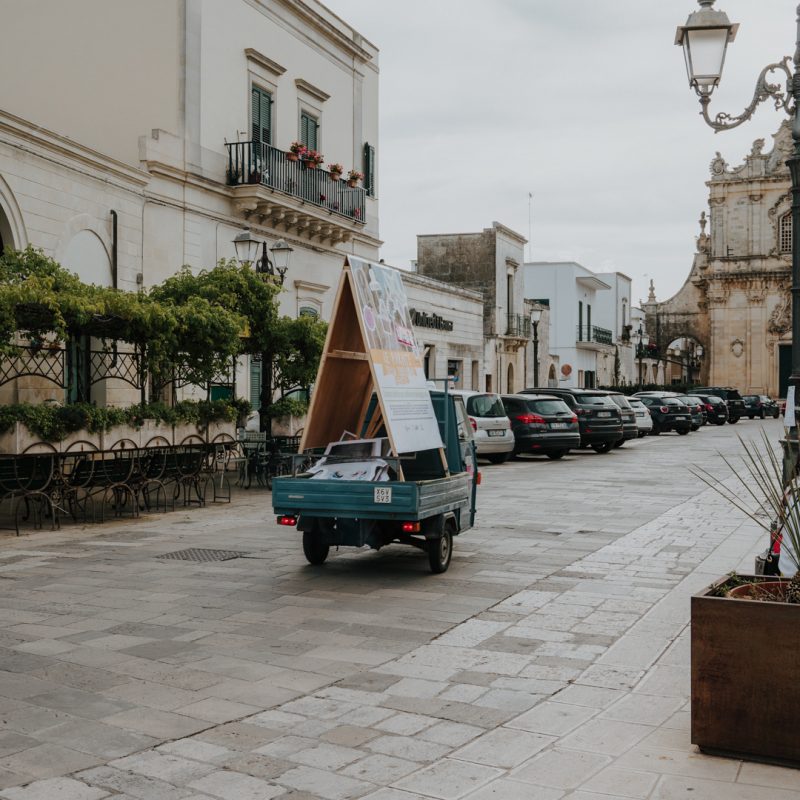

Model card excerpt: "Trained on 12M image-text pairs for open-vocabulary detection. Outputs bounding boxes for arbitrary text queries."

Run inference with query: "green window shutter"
[251,86,272,146]
[300,112,318,150]
[363,142,376,196]
[250,356,262,410]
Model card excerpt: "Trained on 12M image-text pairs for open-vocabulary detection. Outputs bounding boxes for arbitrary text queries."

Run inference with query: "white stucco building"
[0,0,379,406]
[524,261,621,389]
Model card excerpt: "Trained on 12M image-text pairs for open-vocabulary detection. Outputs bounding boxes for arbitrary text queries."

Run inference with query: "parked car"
[673,394,705,431]
[694,394,729,425]
[605,392,639,447]
[501,394,580,459]
[743,394,780,419]
[684,395,708,426]
[694,386,745,423]
[521,388,623,453]
[627,397,653,437]
[450,390,514,464]
[633,393,692,435]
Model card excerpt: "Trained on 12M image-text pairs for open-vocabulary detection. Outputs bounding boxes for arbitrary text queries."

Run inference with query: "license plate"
[597,411,611,418]
[487,430,504,437]
[675,416,687,420]
[550,422,568,429]
[374,487,392,504]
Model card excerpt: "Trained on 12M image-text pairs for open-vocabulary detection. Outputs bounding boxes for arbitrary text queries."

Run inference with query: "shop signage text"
[409,308,454,332]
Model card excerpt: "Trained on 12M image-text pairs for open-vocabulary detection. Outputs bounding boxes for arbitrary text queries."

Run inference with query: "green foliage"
[0,399,250,442]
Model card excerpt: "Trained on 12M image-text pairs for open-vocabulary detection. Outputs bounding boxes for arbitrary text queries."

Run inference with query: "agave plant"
[692,431,800,603]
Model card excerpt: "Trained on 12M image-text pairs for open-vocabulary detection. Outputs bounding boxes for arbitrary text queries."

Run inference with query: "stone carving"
[750,139,765,157]
[647,279,656,303]
[710,152,728,177]
[696,211,710,255]
[768,292,791,334]
[731,339,744,358]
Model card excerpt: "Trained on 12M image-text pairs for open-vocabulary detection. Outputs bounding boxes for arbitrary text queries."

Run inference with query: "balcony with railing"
[506,313,531,338]
[225,140,366,244]
[576,324,613,348]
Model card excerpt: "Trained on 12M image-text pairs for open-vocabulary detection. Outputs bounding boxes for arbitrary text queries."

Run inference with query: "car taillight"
[469,416,477,431]
[570,415,578,424]
[516,413,545,424]
[704,403,713,411]
[660,406,670,413]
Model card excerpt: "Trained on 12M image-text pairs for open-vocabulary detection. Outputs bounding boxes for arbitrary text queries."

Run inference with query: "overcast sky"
[326,0,795,307]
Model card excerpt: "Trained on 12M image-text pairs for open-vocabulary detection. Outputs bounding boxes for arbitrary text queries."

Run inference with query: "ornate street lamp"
[530,307,542,389]
[676,0,800,477]
[233,229,294,433]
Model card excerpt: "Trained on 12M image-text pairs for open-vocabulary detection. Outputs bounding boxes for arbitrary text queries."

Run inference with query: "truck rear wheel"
[428,524,453,574]
[303,531,329,565]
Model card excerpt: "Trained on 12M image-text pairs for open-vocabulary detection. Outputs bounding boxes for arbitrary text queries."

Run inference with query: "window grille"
[780,211,792,253]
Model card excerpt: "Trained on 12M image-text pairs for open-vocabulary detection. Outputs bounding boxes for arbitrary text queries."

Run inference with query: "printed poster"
[347,256,444,454]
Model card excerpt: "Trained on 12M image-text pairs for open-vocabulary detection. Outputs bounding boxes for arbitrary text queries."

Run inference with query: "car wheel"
[613,439,625,448]
[729,417,739,424]
[677,428,690,436]
[775,409,781,419]
[591,442,613,453]
[546,451,567,460]
[691,425,700,432]
[302,531,329,565]
[716,419,726,426]
[487,452,510,464]
[428,524,454,574]
[760,409,766,419]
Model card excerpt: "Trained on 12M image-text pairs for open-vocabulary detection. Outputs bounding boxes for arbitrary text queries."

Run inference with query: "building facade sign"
[409,308,454,331]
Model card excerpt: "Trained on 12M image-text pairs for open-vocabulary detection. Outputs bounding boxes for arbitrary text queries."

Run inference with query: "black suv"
[605,392,639,447]
[694,394,729,425]
[501,394,580,459]
[634,393,692,435]
[522,388,623,453]
[694,387,744,423]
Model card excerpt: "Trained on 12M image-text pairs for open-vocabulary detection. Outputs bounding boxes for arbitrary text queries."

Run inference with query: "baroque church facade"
[646,122,793,397]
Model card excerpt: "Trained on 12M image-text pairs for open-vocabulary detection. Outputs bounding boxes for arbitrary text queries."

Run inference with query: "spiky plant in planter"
[692,431,800,603]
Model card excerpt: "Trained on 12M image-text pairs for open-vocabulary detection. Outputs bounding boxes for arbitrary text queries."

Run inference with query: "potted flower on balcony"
[329,163,344,181]
[287,142,307,162]
[304,150,324,169]
[347,169,364,188]
[689,432,800,767]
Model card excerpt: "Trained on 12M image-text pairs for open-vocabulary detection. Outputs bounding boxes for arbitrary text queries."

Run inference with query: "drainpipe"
[110,210,118,289]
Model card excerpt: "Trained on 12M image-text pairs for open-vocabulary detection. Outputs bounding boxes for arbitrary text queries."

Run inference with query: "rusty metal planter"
[692,575,800,768]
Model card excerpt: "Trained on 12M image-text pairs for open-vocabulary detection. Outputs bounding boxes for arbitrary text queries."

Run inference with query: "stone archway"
[646,123,793,396]
[0,175,28,253]
[507,362,515,394]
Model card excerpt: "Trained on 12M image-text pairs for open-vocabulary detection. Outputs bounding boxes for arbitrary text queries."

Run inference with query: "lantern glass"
[270,239,294,272]
[530,308,543,325]
[233,230,261,266]
[684,26,730,92]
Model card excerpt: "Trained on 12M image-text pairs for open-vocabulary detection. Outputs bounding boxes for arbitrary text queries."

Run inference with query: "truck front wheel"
[428,525,453,574]
[303,531,329,565]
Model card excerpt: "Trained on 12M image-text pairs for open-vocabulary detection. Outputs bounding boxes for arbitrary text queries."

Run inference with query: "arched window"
[507,362,514,394]
[780,211,793,253]
[299,306,319,319]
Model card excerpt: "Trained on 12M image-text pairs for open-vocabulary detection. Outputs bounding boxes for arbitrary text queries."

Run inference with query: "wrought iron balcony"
[506,313,531,338]
[225,140,365,228]
[576,325,613,346]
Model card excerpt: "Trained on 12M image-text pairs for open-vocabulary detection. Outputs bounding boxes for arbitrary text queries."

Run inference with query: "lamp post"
[636,325,649,390]
[695,343,704,384]
[530,307,542,388]
[676,0,800,476]
[233,228,293,434]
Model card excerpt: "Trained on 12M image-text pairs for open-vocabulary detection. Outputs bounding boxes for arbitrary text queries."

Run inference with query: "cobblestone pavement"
[0,419,798,799]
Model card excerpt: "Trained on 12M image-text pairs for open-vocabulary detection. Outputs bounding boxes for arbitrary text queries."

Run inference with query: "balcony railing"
[225,140,366,224]
[576,325,613,345]
[506,313,531,338]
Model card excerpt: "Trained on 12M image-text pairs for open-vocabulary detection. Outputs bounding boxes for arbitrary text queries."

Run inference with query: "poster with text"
[347,256,444,454]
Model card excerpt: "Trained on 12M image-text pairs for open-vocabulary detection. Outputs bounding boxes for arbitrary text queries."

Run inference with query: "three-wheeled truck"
[272,388,478,573]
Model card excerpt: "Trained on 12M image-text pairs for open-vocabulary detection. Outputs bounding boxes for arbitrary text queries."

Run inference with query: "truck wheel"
[428,526,453,574]
[303,531,329,565]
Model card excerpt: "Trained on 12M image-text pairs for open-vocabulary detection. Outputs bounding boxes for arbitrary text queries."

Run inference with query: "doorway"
[779,344,792,398]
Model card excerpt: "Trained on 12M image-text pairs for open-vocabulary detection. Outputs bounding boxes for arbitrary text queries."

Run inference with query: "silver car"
[627,397,653,437]
[450,390,515,464]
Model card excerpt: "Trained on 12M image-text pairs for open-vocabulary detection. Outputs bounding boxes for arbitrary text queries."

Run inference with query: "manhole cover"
[156,548,249,563]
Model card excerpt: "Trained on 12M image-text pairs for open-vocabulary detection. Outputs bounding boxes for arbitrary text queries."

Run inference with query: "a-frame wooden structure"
[300,260,448,480]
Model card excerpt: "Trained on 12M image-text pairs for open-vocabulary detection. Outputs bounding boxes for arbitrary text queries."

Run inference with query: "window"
[587,304,592,334]
[471,360,479,391]
[251,86,272,147]
[780,211,792,253]
[507,273,514,314]
[578,302,583,340]
[299,306,319,319]
[300,112,318,150]
[364,143,376,196]
[447,359,462,386]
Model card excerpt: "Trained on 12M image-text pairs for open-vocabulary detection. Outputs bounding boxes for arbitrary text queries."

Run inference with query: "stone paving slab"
[0,419,797,798]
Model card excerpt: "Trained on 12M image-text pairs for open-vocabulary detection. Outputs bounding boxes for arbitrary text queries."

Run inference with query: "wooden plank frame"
[300,261,448,479]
